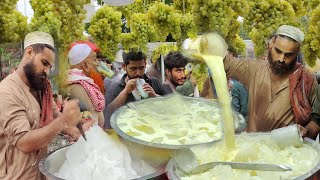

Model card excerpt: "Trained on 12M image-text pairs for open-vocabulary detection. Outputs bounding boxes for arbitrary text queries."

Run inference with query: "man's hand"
[61,99,82,128]
[63,119,95,141]
[143,83,157,97]
[298,124,308,138]
[124,78,137,94]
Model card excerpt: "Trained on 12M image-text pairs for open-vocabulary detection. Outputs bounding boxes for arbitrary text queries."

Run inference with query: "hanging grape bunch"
[286,0,307,17]
[244,0,295,58]
[173,0,194,14]
[30,0,61,39]
[88,6,122,61]
[302,4,320,67]
[225,18,246,56]
[307,0,320,11]
[114,0,145,27]
[130,13,158,51]
[120,33,137,50]
[179,13,196,44]
[0,0,28,43]
[147,2,181,42]
[151,43,178,63]
[65,0,89,38]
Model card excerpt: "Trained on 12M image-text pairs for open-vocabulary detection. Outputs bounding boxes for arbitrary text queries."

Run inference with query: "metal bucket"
[39,136,171,180]
[165,137,320,180]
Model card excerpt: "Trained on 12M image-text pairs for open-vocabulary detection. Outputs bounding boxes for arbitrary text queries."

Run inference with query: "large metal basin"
[39,135,171,180]
[110,95,246,150]
[166,137,320,180]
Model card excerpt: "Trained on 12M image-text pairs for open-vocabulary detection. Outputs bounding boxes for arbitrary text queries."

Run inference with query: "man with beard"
[104,50,167,128]
[163,51,197,96]
[65,43,105,128]
[0,31,86,180]
[224,25,319,139]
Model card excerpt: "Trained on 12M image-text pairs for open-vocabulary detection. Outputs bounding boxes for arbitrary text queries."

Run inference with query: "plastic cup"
[136,79,149,99]
[270,124,303,148]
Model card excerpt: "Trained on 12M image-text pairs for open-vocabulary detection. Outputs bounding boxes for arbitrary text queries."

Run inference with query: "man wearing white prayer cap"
[221,25,319,140]
[0,31,84,179]
[65,43,105,128]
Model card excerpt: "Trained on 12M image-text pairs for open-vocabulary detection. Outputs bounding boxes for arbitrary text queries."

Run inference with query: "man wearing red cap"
[65,43,105,128]
[68,40,106,94]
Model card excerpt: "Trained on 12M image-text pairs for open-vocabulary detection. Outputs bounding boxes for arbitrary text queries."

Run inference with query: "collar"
[12,71,31,91]
[67,68,94,83]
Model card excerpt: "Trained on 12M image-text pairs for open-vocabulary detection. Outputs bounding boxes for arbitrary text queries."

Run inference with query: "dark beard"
[170,75,182,87]
[268,51,297,76]
[24,61,47,91]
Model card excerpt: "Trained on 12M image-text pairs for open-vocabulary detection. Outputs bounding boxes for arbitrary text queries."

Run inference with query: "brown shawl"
[289,63,315,126]
[40,79,54,127]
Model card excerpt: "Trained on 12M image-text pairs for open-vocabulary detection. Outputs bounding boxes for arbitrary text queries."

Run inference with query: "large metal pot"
[110,95,246,150]
[165,137,320,180]
[39,136,171,180]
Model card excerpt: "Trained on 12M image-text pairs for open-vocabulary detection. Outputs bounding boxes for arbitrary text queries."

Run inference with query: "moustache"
[131,76,143,79]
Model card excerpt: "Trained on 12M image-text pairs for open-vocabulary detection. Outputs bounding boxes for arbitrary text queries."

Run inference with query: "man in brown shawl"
[224,25,319,139]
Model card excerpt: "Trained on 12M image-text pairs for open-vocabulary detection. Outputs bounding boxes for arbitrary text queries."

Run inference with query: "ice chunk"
[57,126,141,180]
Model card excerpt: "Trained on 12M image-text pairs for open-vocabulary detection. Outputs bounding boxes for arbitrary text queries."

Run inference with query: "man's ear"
[268,36,275,50]
[82,61,90,72]
[165,69,170,77]
[24,46,34,61]
[122,63,127,71]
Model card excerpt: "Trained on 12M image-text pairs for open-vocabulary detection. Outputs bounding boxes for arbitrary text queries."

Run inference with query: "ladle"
[127,102,146,115]
[174,148,292,175]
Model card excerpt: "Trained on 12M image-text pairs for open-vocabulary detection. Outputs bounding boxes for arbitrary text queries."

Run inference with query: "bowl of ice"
[39,126,171,180]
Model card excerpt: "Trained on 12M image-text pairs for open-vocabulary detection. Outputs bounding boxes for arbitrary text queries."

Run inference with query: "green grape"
[244,0,296,58]
[88,6,122,61]
[286,0,307,17]
[225,0,249,17]
[120,33,139,51]
[172,0,194,14]
[176,13,196,44]
[225,18,246,56]
[0,0,27,43]
[0,4,28,43]
[307,0,320,11]
[0,0,18,11]
[30,0,61,40]
[302,4,320,67]
[191,0,243,37]
[147,2,181,42]
[114,0,160,27]
[130,13,159,51]
[193,63,208,92]
[151,43,178,63]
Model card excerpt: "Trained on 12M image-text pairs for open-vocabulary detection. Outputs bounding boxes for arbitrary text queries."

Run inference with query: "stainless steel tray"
[110,95,246,149]
[166,137,320,180]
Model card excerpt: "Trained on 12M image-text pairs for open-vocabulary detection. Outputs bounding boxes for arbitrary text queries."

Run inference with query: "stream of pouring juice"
[202,54,235,149]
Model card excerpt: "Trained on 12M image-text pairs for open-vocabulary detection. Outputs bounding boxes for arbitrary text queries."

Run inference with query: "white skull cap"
[24,31,54,49]
[275,25,304,44]
[68,44,92,65]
